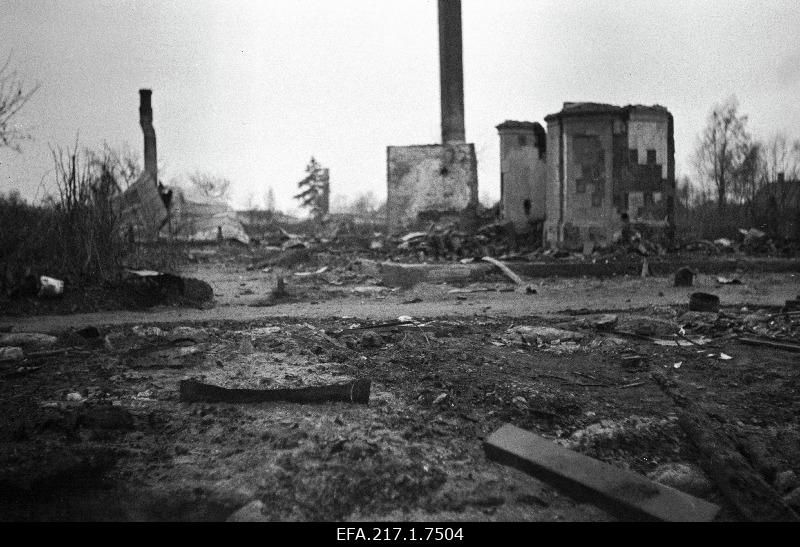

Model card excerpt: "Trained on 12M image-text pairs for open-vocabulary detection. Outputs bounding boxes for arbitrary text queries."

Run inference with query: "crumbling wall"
[544,122,562,246]
[497,123,547,232]
[386,144,478,232]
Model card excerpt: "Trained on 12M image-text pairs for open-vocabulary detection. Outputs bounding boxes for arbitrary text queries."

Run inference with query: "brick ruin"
[386,0,479,232]
[499,102,676,249]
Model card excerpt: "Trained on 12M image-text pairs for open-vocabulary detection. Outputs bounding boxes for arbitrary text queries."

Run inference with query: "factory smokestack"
[139,89,157,183]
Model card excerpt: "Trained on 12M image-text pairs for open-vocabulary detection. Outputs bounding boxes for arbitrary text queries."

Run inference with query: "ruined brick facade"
[499,103,675,249]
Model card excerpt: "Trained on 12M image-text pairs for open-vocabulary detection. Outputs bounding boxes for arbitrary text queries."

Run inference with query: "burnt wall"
[386,144,478,232]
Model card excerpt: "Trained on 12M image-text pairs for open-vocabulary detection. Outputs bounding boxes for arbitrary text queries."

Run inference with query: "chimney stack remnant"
[438,0,466,144]
[139,89,157,183]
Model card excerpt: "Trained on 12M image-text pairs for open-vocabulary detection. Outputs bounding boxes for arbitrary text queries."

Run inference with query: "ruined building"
[114,89,168,241]
[498,102,675,248]
[496,121,547,234]
[386,0,478,232]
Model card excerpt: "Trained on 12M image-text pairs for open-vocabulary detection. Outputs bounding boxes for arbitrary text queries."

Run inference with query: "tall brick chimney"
[139,89,157,183]
[438,0,466,144]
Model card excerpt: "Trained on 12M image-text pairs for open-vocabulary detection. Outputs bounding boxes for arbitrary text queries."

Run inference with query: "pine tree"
[293,157,329,218]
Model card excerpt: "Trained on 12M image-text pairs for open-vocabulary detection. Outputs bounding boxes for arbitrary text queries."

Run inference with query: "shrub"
[1,143,124,295]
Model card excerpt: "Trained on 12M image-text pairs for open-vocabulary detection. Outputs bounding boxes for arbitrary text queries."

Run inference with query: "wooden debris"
[179,378,371,404]
[482,257,524,285]
[737,336,800,353]
[330,320,417,335]
[652,372,799,522]
[484,423,719,521]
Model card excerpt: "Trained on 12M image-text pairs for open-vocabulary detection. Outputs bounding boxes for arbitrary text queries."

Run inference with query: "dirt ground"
[1,254,798,522]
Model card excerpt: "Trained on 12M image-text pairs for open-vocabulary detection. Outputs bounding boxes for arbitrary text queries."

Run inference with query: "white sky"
[1,0,799,213]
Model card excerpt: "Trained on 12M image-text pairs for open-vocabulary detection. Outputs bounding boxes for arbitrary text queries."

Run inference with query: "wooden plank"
[482,257,524,285]
[738,336,800,353]
[484,423,720,522]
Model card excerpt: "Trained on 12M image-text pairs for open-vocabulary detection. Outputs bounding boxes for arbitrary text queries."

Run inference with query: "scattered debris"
[591,314,619,332]
[0,332,58,349]
[640,257,651,278]
[689,292,720,313]
[652,336,712,347]
[294,266,329,277]
[713,238,734,251]
[132,326,164,337]
[775,471,799,495]
[0,346,24,362]
[37,276,64,298]
[739,228,774,254]
[179,378,371,404]
[226,500,269,522]
[511,396,528,409]
[674,267,694,287]
[647,463,713,498]
[239,337,254,355]
[502,325,584,346]
[619,354,645,368]
[652,372,799,522]
[274,276,286,297]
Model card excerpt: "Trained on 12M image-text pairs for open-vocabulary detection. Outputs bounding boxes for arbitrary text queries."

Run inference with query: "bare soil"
[1,252,798,522]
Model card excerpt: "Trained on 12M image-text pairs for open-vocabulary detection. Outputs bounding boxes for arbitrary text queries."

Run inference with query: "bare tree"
[761,132,800,183]
[349,191,377,215]
[0,53,40,152]
[729,140,764,219]
[329,193,349,214]
[86,142,142,192]
[676,175,695,209]
[757,132,800,233]
[188,170,231,201]
[693,96,752,211]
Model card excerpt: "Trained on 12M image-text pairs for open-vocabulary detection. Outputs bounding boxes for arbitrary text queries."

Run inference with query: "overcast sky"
[1,0,799,213]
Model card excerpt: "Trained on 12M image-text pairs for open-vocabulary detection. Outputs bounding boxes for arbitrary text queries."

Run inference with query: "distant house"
[164,188,250,244]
